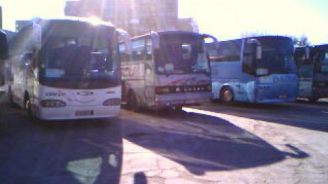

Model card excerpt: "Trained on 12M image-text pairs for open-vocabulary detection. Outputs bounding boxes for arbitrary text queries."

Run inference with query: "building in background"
[177,18,199,33]
[65,0,197,36]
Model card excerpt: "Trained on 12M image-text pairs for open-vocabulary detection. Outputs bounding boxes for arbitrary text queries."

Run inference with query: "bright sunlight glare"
[1,0,66,30]
[1,0,328,44]
[180,0,328,44]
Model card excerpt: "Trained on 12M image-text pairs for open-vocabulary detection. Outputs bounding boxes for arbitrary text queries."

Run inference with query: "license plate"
[279,95,287,99]
[75,110,93,116]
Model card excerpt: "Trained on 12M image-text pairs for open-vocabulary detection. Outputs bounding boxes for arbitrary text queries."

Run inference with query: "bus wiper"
[192,66,208,73]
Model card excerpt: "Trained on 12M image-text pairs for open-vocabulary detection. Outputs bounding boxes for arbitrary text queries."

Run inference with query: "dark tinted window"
[131,39,146,61]
[215,40,242,62]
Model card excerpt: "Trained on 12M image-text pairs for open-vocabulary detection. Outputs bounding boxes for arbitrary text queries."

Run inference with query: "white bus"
[7,18,127,120]
[0,30,8,93]
[120,31,216,110]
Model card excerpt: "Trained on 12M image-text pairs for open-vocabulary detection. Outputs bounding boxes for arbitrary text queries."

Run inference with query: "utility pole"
[0,6,2,29]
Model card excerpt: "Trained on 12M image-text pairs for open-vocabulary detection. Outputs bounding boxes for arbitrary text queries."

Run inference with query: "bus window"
[146,38,153,60]
[319,51,328,73]
[216,41,241,62]
[132,39,146,61]
[243,43,256,75]
[322,51,328,64]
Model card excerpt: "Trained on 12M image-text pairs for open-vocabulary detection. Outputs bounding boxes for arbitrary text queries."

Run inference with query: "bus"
[0,30,8,93]
[120,31,216,110]
[294,44,328,102]
[7,17,127,120]
[207,36,298,103]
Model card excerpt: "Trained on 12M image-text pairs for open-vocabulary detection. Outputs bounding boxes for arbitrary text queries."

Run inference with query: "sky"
[1,0,328,44]
[179,0,328,44]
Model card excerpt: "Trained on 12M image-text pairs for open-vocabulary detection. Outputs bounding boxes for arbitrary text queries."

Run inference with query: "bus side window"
[215,41,241,62]
[146,38,153,60]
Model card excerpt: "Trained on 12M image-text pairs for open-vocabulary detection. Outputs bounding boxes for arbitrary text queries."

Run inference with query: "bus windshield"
[40,22,119,89]
[318,50,328,73]
[256,37,296,74]
[156,34,209,74]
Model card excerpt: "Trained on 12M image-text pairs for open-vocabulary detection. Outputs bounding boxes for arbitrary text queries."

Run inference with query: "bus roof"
[314,44,328,50]
[19,16,115,29]
[0,30,6,36]
[131,31,202,40]
[218,35,292,43]
[296,44,328,51]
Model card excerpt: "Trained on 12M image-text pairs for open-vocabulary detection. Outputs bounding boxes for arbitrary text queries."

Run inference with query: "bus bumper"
[254,97,296,104]
[254,83,298,103]
[313,87,328,99]
[36,105,121,121]
[153,92,210,108]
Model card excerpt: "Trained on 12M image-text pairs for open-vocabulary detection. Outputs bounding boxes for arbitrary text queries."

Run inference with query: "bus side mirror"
[117,29,132,55]
[247,38,262,60]
[256,45,262,60]
[202,34,218,53]
[151,31,160,50]
[305,46,310,60]
[0,32,8,59]
[32,23,42,50]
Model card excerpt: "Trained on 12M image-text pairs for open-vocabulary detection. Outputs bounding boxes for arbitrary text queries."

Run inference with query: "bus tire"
[220,87,234,103]
[308,97,319,103]
[8,86,15,107]
[173,106,183,111]
[127,91,138,112]
[24,94,35,122]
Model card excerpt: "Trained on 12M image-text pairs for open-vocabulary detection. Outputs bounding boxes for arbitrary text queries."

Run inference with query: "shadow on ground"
[122,109,308,175]
[0,100,123,184]
[197,101,328,132]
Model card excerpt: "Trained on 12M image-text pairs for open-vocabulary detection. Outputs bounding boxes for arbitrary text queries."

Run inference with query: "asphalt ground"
[0,94,327,184]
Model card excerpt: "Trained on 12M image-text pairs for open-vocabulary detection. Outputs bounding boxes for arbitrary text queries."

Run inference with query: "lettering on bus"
[121,64,144,78]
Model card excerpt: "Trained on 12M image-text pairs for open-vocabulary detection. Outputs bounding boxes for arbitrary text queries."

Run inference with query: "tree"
[292,35,310,47]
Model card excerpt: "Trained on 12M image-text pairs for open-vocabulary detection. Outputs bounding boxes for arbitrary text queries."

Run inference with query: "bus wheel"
[173,106,183,111]
[127,91,138,111]
[24,96,34,121]
[308,97,318,103]
[8,87,15,107]
[221,87,234,103]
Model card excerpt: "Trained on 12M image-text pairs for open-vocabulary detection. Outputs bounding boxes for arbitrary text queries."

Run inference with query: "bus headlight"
[256,68,269,76]
[155,87,171,94]
[103,98,121,106]
[40,99,66,108]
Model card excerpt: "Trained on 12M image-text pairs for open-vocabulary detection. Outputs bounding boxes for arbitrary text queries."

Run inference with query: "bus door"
[296,47,313,97]
[144,37,155,105]
[0,31,8,87]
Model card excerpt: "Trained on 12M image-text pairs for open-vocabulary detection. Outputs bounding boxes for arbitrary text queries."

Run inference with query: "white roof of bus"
[32,16,115,28]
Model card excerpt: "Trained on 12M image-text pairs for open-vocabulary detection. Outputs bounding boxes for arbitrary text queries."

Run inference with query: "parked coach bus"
[7,17,127,120]
[207,36,298,103]
[120,31,216,110]
[0,30,8,93]
[294,44,328,102]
